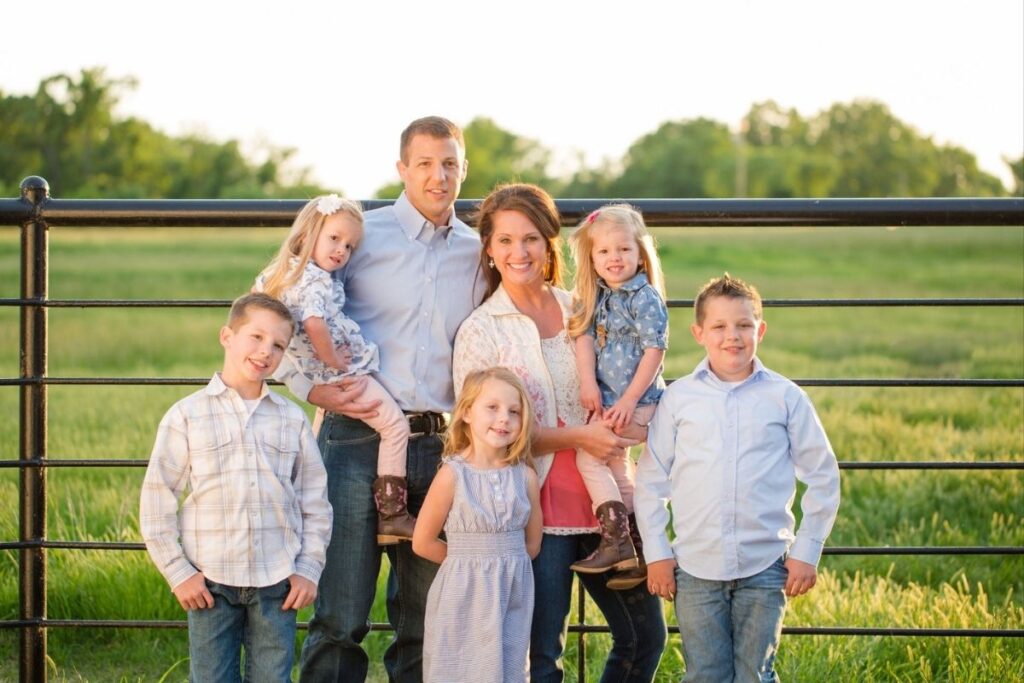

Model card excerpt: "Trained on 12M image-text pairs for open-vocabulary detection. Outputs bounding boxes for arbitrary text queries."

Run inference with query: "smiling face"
[463,377,524,457]
[485,209,550,292]
[590,223,641,289]
[219,308,294,398]
[311,213,362,272]
[691,295,767,382]
[396,133,467,226]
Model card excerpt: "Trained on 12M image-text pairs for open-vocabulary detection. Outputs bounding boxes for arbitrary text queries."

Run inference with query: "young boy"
[140,292,332,682]
[634,274,840,682]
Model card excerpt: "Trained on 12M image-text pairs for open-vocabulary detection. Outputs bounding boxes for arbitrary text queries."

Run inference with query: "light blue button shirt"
[277,192,485,412]
[634,357,841,581]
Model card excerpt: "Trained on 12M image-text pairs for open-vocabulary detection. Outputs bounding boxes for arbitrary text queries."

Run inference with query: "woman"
[453,184,666,682]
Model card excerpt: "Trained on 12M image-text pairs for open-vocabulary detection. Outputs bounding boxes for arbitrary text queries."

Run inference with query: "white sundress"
[422,457,534,683]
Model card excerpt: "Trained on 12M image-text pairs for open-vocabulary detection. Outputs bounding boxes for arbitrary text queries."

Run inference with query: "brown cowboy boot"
[570,501,639,573]
[606,513,648,590]
[373,475,417,545]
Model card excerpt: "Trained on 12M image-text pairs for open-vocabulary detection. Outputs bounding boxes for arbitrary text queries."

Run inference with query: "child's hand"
[580,381,603,418]
[605,395,638,429]
[324,346,352,371]
[282,574,317,611]
[646,558,677,601]
[784,557,817,597]
[172,572,214,611]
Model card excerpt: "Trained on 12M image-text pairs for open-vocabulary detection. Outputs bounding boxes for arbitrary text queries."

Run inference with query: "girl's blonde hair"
[257,195,363,299]
[568,204,666,339]
[444,367,535,468]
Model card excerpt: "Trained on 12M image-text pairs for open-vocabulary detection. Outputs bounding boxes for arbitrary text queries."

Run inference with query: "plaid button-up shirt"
[140,374,332,589]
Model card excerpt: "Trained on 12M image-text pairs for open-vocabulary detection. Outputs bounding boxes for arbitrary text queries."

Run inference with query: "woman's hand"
[575,420,639,461]
[614,420,648,443]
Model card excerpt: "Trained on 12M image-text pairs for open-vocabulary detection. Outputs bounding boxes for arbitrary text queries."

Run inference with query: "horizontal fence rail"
[3,296,1024,308]
[3,178,1024,682]
[2,195,1022,227]
[2,540,1021,556]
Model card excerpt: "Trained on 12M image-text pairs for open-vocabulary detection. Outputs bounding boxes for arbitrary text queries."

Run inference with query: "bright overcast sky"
[2,0,1021,198]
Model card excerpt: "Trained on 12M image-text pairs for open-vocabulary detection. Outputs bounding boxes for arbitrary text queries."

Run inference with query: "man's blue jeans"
[299,414,441,683]
[530,533,667,683]
[187,577,295,683]
[674,557,788,683]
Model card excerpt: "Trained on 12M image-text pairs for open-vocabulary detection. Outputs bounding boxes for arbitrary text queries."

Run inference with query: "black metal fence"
[2,175,1023,682]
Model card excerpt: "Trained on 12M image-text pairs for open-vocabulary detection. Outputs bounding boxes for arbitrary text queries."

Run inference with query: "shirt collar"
[205,373,285,405]
[692,356,768,388]
[485,283,572,319]
[394,191,454,243]
[598,271,650,293]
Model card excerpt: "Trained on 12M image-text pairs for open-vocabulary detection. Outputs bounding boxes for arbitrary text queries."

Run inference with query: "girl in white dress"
[255,195,415,544]
[413,367,543,683]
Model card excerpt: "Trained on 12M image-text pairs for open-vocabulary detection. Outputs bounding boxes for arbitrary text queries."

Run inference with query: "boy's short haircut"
[694,273,763,324]
[227,292,295,333]
[399,116,464,163]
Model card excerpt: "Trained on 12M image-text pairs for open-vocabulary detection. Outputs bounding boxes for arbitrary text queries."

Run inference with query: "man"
[283,117,484,682]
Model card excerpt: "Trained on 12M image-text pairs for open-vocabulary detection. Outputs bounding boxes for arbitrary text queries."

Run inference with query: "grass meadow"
[0,222,1022,682]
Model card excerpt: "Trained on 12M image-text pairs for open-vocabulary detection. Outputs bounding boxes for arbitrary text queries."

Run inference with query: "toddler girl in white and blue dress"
[255,194,415,544]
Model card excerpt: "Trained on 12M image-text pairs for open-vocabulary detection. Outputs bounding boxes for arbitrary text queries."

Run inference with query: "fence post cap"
[20,176,50,205]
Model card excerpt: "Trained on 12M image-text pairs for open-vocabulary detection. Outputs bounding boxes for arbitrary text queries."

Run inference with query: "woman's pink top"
[540,442,599,532]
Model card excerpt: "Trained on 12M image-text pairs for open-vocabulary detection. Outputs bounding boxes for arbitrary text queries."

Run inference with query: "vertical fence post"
[577,579,587,683]
[19,176,49,683]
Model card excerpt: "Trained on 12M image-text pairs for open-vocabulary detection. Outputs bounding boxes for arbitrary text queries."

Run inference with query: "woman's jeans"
[531,533,667,683]
[674,557,788,683]
[187,578,295,683]
[299,414,442,683]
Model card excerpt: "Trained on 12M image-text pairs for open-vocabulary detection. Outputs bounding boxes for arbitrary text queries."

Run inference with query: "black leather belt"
[405,411,447,437]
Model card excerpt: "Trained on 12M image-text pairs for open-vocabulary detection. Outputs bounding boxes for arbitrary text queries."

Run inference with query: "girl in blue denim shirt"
[567,204,669,589]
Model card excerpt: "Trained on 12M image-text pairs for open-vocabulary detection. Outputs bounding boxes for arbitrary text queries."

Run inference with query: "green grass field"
[1,223,1022,682]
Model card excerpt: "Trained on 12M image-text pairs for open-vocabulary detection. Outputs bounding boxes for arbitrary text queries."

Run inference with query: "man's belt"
[405,411,448,437]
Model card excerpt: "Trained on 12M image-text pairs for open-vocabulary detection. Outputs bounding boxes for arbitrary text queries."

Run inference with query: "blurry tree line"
[3,69,1021,200]
[438,103,1019,200]
[0,68,325,199]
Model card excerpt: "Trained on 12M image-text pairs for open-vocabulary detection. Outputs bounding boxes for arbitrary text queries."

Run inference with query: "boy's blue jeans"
[299,413,441,683]
[674,556,788,683]
[187,577,295,683]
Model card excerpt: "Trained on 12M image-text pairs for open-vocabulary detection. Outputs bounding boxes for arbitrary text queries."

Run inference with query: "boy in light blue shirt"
[634,273,840,682]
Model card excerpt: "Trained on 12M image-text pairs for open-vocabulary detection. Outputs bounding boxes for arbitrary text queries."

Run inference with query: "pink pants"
[576,403,656,513]
[311,376,410,478]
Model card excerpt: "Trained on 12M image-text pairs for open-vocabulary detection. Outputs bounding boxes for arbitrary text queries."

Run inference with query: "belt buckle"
[406,412,445,439]
[407,412,429,439]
